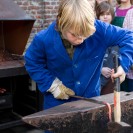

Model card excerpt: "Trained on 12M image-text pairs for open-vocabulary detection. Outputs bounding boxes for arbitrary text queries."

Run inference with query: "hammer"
[107,52,131,132]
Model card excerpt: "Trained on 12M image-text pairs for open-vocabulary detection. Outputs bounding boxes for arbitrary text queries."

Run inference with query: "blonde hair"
[56,0,96,37]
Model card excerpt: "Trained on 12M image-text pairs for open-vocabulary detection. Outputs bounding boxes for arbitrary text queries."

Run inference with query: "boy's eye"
[68,31,87,39]
[71,33,76,37]
[70,32,79,38]
[107,12,111,15]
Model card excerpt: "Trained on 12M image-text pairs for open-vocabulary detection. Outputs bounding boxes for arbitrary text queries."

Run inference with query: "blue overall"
[24,20,133,110]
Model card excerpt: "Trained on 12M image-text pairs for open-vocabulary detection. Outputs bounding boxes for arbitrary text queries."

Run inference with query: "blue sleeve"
[24,33,55,93]
[97,20,133,72]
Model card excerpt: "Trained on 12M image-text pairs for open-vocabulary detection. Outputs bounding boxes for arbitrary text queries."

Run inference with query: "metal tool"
[70,95,108,104]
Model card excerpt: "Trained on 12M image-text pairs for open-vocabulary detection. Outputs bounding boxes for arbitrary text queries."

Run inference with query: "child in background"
[96,1,114,23]
[112,0,133,27]
[112,0,133,91]
[96,1,119,95]
[123,8,133,28]
[122,8,133,92]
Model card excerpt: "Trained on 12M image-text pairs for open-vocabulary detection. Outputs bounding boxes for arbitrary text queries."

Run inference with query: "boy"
[24,0,133,110]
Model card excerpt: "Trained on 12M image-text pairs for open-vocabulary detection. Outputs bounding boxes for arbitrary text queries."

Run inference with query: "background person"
[111,0,133,91]
[122,8,133,92]
[112,0,133,27]
[95,1,119,95]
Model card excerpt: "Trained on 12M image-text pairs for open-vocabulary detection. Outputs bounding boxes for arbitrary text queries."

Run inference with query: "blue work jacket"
[24,20,133,109]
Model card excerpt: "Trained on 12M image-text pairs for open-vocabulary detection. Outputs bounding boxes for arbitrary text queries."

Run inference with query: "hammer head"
[107,121,132,133]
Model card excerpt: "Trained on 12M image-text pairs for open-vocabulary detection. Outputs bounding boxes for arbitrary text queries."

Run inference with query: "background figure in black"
[95,1,119,94]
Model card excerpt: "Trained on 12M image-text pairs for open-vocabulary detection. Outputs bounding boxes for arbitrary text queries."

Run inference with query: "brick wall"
[43,0,60,28]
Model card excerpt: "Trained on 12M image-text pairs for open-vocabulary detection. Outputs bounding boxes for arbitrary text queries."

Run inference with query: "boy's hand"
[48,78,75,100]
[55,84,75,100]
[111,66,126,83]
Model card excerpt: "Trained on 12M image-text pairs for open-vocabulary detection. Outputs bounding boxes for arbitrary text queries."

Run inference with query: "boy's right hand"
[53,84,75,100]
[47,78,75,100]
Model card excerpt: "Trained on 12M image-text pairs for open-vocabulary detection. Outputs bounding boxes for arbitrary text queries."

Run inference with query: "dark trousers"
[127,78,133,92]
[121,78,133,92]
[101,78,114,95]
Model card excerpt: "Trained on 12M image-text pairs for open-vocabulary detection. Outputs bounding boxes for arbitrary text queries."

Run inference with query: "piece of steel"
[22,92,133,133]
[70,95,107,105]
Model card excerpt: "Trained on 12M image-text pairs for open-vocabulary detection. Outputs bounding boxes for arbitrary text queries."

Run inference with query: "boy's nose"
[104,15,107,18]
[77,37,84,43]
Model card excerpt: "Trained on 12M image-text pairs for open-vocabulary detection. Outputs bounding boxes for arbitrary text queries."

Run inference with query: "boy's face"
[62,30,87,46]
[99,11,112,24]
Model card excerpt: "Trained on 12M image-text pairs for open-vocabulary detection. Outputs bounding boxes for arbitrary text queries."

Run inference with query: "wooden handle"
[114,90,121,122]
[112,52,121,122]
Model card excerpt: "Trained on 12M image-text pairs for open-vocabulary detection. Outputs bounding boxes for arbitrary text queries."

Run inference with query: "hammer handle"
[114,90,121,122]
[113,52,121,122]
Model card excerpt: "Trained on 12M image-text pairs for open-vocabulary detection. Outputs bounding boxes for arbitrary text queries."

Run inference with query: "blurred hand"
[111,66,126,83]
[101,67,112,78]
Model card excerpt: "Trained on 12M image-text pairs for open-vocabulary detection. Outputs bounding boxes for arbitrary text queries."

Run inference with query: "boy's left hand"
[111,66,126,83]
